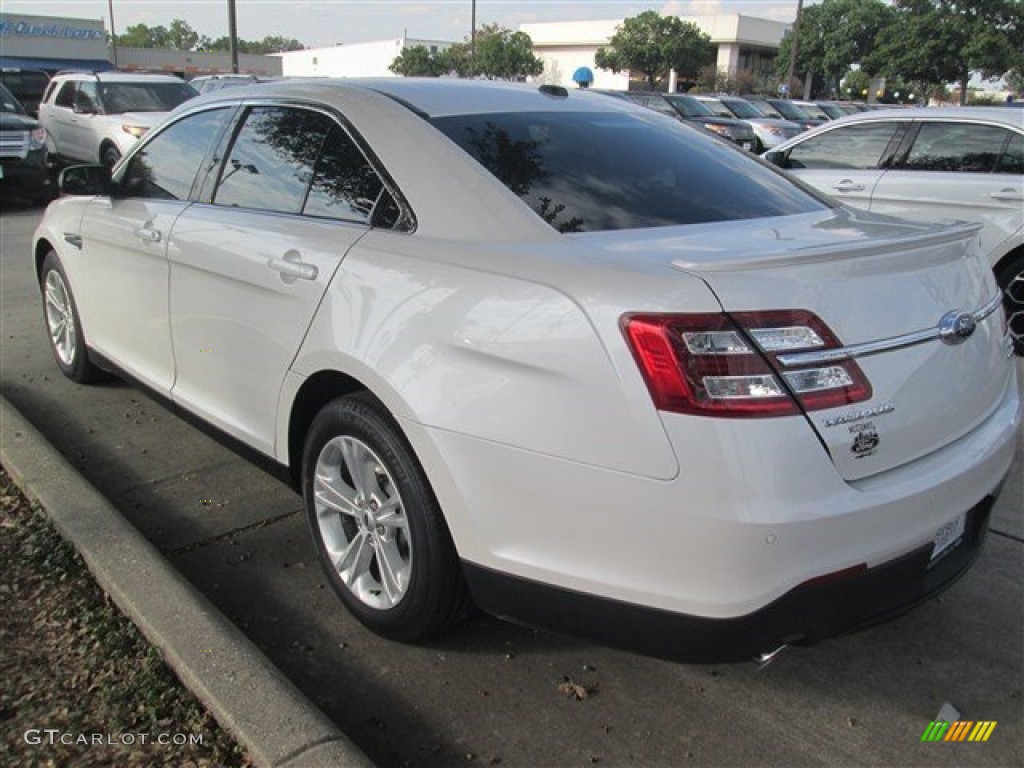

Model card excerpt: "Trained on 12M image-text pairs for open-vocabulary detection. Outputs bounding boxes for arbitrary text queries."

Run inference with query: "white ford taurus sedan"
[34,79,1020,662]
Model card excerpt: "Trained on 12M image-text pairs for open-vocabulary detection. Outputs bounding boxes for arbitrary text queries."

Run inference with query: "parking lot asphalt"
[2,199,1022,767]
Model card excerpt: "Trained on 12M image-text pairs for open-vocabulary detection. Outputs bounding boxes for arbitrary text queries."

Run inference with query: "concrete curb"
[1,396,374,768]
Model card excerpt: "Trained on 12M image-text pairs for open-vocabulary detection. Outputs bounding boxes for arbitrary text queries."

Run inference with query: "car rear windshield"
[99,81,197,113]
[431,110,827,232]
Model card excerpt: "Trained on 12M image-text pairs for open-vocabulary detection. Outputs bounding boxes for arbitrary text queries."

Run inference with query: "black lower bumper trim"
[464,494,996,663]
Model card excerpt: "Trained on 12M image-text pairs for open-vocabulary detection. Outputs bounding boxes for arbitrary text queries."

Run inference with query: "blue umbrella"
[572,67,594,86]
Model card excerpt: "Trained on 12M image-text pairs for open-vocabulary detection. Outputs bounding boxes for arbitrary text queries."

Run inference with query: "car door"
[41,80,81,161]
[780,120,909,209]
[167,105,380,456]
[76,106,234,393]
[869,121,1024,261]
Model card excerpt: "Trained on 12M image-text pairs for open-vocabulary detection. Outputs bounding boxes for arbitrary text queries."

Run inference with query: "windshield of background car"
[721,99,765,119]
[0,84,26,114]
[799,103,830,119]
[771,101,809,120]
[698,98,735,119]
[746,100,784,118]
[431,110,827,232]
[99,82,197,113]
[665,95,715,117]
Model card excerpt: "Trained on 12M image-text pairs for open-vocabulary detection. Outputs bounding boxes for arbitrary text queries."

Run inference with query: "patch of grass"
[0,469,253,767]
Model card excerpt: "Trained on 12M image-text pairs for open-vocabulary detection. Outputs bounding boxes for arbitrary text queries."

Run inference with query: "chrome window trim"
[776,293,1004,367]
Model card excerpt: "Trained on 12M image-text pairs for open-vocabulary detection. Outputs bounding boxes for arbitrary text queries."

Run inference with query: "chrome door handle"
[989,189,1023,201]
[832,180,865,193]
[133,226,161,243]
[269,253,318,282]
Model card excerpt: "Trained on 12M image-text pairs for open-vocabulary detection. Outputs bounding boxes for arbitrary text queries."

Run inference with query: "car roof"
[191,77,634,118]
[57,71,186,83]
[812,105,1023,128]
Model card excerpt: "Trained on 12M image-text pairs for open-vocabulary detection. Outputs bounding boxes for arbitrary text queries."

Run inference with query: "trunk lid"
[585,209,1013,481]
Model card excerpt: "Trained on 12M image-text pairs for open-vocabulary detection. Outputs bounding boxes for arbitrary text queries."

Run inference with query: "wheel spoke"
[333,530,372,585]
[374,500,408,533]
[45,284,65,313]
[314,470,359,517]
[340,438,374,499]
[374,536,408,605]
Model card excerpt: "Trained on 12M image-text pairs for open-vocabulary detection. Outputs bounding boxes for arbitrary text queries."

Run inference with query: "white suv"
[38,71,196,167]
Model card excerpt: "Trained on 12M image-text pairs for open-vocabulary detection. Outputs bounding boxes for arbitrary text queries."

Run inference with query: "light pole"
[470,0,477,76]
[228,0,239,74]
[785,0,803,99]
[108,0,118,68]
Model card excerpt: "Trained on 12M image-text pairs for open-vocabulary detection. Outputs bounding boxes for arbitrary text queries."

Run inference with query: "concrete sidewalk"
[1,395,374,768]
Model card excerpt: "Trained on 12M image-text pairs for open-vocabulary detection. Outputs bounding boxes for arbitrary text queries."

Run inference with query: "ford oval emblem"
[938,310,977,346]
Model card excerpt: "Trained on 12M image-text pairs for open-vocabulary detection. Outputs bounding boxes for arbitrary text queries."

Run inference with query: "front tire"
[40,251,102,383]
[302,392,466,641]
[997,254,1023,356]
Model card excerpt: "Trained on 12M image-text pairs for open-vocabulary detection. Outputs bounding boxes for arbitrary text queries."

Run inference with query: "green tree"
[841,68,872,100]
[594,10,714,90]
[472,24,543,80]
[865,0,1022,105]
[389,45,446,77]
[166,19,199,50]
[117,23,169,48]
[246,35,305,54]
[776,0,895,97]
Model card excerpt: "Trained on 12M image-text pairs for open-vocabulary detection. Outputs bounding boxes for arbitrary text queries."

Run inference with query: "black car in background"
[0,68,50,117]
[0,83,51,204]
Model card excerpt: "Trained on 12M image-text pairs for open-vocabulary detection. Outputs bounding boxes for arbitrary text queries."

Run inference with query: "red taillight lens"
[623,311,871,418]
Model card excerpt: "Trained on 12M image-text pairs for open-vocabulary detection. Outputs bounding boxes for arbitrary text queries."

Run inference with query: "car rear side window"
[432,111,825,232]
[784,123,904,170]
[122,108,231,201]
[902,122,1009,172]
[214,106,333,214]
[303,123,385,224]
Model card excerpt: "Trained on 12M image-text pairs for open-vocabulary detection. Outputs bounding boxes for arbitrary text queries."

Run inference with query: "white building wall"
[278,38,452,78]
[521,15,789,89]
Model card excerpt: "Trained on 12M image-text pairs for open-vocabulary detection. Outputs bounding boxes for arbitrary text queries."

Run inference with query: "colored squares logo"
[921,721,997,742]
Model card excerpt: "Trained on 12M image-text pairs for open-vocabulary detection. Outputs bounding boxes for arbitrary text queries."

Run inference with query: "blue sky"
[4,1,801,48]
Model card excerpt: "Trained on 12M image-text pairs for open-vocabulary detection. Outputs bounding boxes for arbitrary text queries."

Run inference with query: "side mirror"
[763,150,786,167]
[59,165,111,197]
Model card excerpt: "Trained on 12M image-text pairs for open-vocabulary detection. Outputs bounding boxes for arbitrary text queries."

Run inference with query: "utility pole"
[470,0,476,76]
[108,0,118,68]
[228,0,239,74]
[785,0,803,99]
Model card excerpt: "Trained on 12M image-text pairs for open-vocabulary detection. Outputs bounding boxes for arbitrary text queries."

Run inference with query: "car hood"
[0,112,39,130]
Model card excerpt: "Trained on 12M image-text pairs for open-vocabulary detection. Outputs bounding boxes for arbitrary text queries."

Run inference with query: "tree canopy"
[389,24,542,80]
[864,0,1022,104]
[114,19,304,54]
[776,0,895,96]
[594,11,714,90]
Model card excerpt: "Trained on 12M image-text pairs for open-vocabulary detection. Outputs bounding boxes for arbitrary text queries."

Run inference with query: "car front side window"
[213,106,333,214]
[785,122,904,170]
[54,82,76,109]
[120,108,231,201]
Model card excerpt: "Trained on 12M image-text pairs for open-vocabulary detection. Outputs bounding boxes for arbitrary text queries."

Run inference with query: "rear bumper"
[465,491,998,663]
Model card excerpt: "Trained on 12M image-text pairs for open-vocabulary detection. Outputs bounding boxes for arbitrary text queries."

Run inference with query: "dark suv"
[0,83,51,204]
[0,68,50,117]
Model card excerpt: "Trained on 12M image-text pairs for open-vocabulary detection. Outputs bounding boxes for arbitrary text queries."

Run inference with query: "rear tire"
[40,251,102,383]
[302,392,467,641]
[997,254,1024,356]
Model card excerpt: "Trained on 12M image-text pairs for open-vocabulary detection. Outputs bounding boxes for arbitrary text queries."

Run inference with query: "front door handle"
[269,250,318,283]
[133,226,161,243]
[989,188,1023,202]
[832,180,865,193]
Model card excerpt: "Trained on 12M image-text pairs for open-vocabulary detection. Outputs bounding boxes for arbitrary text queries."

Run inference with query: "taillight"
[622,311,871,418]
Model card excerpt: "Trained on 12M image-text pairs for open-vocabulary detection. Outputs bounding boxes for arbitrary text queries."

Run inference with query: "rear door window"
[55,81,77,109]
[996,133,1023,174]
[901,122,1010,172]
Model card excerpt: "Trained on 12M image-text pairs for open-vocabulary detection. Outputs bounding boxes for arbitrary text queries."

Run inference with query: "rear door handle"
[269,251,318,282]
[133,226,161,243]
[832,180,865,193]
[989,188,1023,202]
